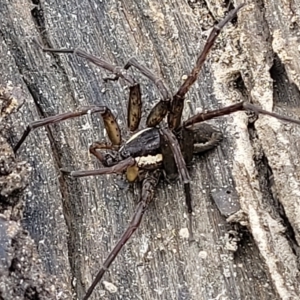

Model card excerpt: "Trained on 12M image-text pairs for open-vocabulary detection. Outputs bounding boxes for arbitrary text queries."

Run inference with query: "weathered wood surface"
[1,0,300,299]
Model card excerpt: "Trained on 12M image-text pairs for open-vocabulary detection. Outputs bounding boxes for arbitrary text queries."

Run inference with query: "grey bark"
[0,0,299,300]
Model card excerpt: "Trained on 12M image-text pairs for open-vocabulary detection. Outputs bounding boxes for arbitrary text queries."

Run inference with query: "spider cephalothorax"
[13,4,300,300]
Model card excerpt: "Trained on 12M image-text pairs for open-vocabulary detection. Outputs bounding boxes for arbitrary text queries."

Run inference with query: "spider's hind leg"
[188,123,223,154]
[176,123,222,169]
[81,170,160,300]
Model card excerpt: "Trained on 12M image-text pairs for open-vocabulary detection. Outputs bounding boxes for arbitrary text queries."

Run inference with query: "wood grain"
[1,1,299,299]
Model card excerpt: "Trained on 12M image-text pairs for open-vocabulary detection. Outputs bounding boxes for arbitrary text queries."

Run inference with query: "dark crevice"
[231,72,257,123]
[257,0,266,11]
[22,80,84,280]
[232,68,300,264]
[223,0,238,24]
[22,71,83,297]
[188,0,239,25]
[234,228,277,294]
[22,81,63,170]
[187,0,215,30]
[30,0,72,78]
[270,53,300,108]
[268,54,300,258]
[30,0,95,294]
[2,0,83,295]
[30,0,46,36]
[235,45,300,262]
[247,122,300,258]
[188,0,211,13]
[289,18,299,32]
[0,33,28,88]
[224,0,234,11]
[232,72,248,98]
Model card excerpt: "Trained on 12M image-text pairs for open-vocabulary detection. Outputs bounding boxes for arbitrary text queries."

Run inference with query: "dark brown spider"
[13,3,300,300]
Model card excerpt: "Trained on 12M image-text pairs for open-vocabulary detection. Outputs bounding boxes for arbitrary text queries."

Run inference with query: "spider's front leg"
[169,4,245,130]
[82,170,161,300]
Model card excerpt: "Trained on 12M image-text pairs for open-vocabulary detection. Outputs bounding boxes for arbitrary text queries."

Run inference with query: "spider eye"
[120,148,130,158]
[104,154,115,166]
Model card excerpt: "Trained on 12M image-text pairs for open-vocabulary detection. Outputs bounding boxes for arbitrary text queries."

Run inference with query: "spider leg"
[35,39,135,85]
[183,102,300,128]
[82,170,160,300]
[160,127,194,240]
[36,40,143,132]
[125,58,172,102]
[61,156,136,177]
[160,127,192,212]
[168,4,245,130]
[13,106,121,153]
[124,57,172,127]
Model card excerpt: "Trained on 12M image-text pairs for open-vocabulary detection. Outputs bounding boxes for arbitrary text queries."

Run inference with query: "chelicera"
[13,4,300,300]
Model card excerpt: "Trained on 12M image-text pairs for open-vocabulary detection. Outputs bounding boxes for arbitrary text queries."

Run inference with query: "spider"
[13,3,300,300]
